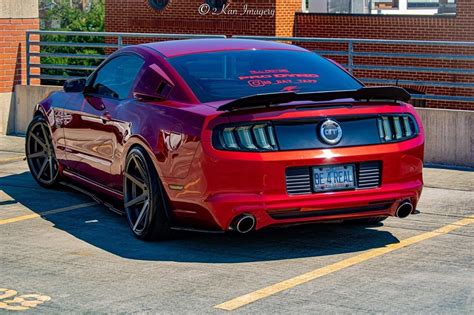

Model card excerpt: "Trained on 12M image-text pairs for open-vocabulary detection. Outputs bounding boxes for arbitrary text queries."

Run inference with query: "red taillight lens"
[378,114,418,143]
[214,123,278,151]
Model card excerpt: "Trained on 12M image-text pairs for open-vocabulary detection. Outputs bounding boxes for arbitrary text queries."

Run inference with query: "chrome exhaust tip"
[231,214,256,234]
[395,200,413,218]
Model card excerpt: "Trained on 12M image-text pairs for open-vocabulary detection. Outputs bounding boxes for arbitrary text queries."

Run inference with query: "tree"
[39,0,105,84]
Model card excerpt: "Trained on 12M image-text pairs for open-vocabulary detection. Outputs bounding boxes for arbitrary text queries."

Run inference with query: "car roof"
[141,38,308,58]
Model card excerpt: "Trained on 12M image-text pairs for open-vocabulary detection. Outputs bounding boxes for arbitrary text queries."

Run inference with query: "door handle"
[100,112,112,124]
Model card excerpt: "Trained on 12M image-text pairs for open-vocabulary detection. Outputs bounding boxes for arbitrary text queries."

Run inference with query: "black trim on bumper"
[268,202,393,220]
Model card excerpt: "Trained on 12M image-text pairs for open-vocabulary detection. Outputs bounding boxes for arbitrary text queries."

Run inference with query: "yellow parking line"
[215,214,474,311]
[0,202,97,225]
[0,156,25,164]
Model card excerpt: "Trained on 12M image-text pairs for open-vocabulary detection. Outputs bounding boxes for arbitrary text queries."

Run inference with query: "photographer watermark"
[198,3,275,17]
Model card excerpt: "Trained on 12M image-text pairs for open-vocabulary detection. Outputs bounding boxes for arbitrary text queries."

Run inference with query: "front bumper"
[165,135,424,231]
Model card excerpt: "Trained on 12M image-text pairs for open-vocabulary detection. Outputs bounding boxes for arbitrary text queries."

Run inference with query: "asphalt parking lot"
[0,135,473,313]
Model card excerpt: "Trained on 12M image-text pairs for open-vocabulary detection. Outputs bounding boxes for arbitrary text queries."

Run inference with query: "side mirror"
[63,78,86,93]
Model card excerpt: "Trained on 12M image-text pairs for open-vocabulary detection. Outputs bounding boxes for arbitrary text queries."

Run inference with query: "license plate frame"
[312,164,356,193]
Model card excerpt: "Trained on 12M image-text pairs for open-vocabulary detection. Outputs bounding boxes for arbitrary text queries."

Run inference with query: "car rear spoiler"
[217,86,411,111]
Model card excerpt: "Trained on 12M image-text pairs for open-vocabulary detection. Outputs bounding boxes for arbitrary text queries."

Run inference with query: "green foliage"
[40,0,105,82]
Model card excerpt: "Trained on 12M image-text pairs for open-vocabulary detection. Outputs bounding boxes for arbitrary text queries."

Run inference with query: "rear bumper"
[206,180,422,229]
[165,135,424,231]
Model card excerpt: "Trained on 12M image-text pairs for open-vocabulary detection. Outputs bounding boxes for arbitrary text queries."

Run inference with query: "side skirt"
[61,170,223,234]
[62,169,124,200]
[59,179,125,216]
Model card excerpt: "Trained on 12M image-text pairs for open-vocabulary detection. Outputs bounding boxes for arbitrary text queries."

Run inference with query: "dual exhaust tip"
[231,200,413,233]
[395,200,414,218]
[230,214,256,234]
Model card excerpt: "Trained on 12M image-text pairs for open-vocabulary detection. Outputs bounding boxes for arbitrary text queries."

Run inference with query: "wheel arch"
[33,109,44,118]
[123,135,173,221]
[122,135,163,178]
[33,103,49,118]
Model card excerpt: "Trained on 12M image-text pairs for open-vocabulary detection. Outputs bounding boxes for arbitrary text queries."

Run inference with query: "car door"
[62,54,145,188]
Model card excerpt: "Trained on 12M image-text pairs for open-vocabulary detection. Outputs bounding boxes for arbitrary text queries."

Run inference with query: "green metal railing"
[26,30,474,103]
[26,30,226,83]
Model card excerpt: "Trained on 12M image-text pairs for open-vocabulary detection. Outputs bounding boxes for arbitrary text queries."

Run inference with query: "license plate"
[313,164,355,192]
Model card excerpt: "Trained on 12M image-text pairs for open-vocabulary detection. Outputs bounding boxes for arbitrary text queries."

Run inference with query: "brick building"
[105,0,473,110]
[294,0,474,110]
[0,0,471,132]
[0,0,40,134]
[105,0,301,39]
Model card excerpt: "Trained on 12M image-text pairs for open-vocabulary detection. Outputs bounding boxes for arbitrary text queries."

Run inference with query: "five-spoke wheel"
[124,147,170,240]
[26,116,59,187]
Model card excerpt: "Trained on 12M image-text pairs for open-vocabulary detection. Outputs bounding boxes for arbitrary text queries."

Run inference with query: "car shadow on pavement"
[0,171,400,263]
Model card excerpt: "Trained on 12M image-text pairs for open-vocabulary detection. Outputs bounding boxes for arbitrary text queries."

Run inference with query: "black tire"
[345,216,388,225]
[123,146,171,241]
[25,115,60,188]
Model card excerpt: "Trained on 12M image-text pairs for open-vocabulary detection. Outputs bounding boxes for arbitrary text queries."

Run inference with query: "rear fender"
[122,135,163,179]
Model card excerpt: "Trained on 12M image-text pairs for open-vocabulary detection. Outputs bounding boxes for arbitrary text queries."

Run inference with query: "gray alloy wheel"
[26,116,60,187]
[123,147,170,240]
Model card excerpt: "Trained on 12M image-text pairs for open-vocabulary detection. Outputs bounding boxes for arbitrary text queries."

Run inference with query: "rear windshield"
[168,50,363,103]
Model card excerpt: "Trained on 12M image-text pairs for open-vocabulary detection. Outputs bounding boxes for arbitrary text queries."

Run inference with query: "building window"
[328,0,351,13]
[148,0,169,11]
[407,0,456,8]
[371,0,399,9]
[407,0,439,8]
[305,0,455,15]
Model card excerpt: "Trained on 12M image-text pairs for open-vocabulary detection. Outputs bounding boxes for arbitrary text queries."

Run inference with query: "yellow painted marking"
[215,214,474,311]
[0,289,17,300]
[0,156,25,164]
[0,289,51,311]
[0,202,96,225]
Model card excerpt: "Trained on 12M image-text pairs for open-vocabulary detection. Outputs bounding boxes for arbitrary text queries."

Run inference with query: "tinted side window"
[91,55,145,99]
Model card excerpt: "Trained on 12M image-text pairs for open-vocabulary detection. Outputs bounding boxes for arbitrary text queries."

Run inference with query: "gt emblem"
[319,119,342,145]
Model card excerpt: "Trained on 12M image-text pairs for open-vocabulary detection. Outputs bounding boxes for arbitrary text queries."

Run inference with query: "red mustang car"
[26,39,424,240]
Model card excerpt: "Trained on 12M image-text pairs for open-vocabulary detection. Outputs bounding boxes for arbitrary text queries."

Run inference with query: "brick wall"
[105,0,300,42]
[105,0,473,110]
[294,0,474,110]
[275,0,300,37]
[0,18,39,93]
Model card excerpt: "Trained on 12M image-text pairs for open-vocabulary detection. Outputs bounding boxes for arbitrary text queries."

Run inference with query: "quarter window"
[90,55,145,99]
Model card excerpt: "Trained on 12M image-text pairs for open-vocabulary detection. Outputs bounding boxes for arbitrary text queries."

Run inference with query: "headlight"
[214,123,278,151]
[377,114,418,143]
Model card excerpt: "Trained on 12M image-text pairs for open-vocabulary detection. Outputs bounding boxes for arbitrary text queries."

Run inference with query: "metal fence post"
[118,35,123,48]
[26,31,31,85]
[348,41,354,74]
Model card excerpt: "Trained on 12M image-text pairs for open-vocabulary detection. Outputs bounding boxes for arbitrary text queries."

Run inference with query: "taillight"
[377,114,418,143]
[214,123,278,151]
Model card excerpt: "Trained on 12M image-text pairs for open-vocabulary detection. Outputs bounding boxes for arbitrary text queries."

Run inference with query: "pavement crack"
[424,185,473,192]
